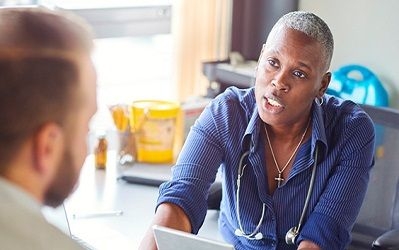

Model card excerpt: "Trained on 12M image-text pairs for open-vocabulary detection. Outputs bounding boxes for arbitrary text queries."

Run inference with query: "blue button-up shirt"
[158,87,375,250]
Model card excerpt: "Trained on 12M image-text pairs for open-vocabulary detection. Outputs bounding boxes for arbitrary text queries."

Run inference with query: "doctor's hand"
[298,240,321,250]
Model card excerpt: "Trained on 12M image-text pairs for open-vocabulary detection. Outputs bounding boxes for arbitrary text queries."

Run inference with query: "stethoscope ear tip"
[235,228,264,240]
[254,232,263,240]
[234,229,243,237]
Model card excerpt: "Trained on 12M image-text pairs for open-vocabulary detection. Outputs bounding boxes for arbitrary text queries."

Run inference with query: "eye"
[267,59,279,68]
[293,70,306,78]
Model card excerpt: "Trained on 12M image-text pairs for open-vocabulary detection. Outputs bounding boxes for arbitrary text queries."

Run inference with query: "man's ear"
[32,123,63,176]
[319,72,331,96]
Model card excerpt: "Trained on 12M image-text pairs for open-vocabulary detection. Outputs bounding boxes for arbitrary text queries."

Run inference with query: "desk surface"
[64,151,222,249]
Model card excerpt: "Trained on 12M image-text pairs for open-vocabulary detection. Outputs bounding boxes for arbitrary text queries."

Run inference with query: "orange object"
[95,136,107,169]
[110,105,129,131]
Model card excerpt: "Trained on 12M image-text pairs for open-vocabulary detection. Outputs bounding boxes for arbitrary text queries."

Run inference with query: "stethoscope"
[234,143,319,245]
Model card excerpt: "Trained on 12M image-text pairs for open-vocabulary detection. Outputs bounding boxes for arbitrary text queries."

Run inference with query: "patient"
[0,7,97,249]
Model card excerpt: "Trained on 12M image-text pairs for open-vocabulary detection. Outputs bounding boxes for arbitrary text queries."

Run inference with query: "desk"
[64,151,223,249]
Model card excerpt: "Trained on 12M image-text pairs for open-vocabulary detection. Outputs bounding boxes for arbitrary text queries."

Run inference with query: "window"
[49,1,175,130]
[93,35,174,106]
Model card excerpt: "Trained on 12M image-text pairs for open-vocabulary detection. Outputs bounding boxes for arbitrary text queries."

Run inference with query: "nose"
[272,79,289,93]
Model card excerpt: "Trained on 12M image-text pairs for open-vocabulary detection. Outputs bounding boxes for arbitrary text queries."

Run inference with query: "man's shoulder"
[0,221,84,250]
[0,203,83,250]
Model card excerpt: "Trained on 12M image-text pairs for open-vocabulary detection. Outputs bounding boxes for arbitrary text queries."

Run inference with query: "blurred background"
[2,0,399,143]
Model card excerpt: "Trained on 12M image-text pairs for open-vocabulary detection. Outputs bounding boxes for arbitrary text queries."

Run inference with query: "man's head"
[0,7,97,207]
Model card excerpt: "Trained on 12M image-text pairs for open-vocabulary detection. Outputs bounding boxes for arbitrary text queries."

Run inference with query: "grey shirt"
[0,177,84,250]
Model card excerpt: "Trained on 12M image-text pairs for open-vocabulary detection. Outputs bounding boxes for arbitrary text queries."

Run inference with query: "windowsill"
[53,0,172,38]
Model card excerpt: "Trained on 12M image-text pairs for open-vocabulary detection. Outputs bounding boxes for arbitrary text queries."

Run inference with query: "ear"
[32,123,64,177]
[318,72,331,97]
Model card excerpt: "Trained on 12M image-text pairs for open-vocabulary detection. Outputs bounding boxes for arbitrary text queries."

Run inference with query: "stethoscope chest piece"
[285,226,299,245]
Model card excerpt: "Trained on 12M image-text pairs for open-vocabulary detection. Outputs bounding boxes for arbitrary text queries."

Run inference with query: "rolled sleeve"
[157,179,209,233]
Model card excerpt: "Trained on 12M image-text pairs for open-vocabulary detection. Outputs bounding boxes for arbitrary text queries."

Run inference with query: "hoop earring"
[315,96,324,106]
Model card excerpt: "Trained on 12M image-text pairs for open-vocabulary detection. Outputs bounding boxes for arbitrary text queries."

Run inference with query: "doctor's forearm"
[138,202,191,250]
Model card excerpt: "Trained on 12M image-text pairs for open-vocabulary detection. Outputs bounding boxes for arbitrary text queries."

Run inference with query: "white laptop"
[42,204,96,250]
[43,204,140,250]
[153,225,235,250]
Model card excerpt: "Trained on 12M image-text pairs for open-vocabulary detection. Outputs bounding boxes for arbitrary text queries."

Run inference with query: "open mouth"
[264,96,285,113]
[267,97,282,107]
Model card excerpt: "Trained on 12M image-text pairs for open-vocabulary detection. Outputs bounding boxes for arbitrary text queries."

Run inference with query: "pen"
[72,210,123,219]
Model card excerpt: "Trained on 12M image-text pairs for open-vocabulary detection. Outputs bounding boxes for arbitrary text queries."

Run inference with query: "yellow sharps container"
[130,100,180,163]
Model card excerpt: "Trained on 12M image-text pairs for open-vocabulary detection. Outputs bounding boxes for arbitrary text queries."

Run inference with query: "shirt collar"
[240,90,261,153]
[240,99,328,159]
[312,102,328,159]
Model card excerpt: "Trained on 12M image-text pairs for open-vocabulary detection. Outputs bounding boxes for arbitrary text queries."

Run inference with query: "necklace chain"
[264,119,310,187]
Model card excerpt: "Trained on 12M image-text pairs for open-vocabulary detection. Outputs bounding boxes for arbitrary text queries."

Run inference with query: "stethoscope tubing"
[234,142,319,243]
[296,145,319,233]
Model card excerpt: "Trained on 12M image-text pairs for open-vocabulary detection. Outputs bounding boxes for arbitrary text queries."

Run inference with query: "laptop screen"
[42,204,72,236]
[42,204,96,250]
[153,225,235,250]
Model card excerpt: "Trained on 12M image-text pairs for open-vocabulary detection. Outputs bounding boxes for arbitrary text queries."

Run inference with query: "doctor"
[140,11,375,250]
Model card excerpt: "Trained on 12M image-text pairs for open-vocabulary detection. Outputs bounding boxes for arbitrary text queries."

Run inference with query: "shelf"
[55,2,172,38]
[202,60,255,96]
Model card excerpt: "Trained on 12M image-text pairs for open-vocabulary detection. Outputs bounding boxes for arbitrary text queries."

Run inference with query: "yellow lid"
[131,100,180,118]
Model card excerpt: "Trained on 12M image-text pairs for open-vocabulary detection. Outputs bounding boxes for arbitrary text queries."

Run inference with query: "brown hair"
[0,7,93,170]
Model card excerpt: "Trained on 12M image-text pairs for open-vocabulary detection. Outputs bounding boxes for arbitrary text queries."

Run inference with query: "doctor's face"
[255,27,330,128]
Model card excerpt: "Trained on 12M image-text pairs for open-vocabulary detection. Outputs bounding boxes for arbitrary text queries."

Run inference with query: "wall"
[230,0,298,60]
[300,0,399,108]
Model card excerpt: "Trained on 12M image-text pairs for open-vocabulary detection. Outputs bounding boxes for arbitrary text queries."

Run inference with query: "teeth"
[268,98,282,107]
